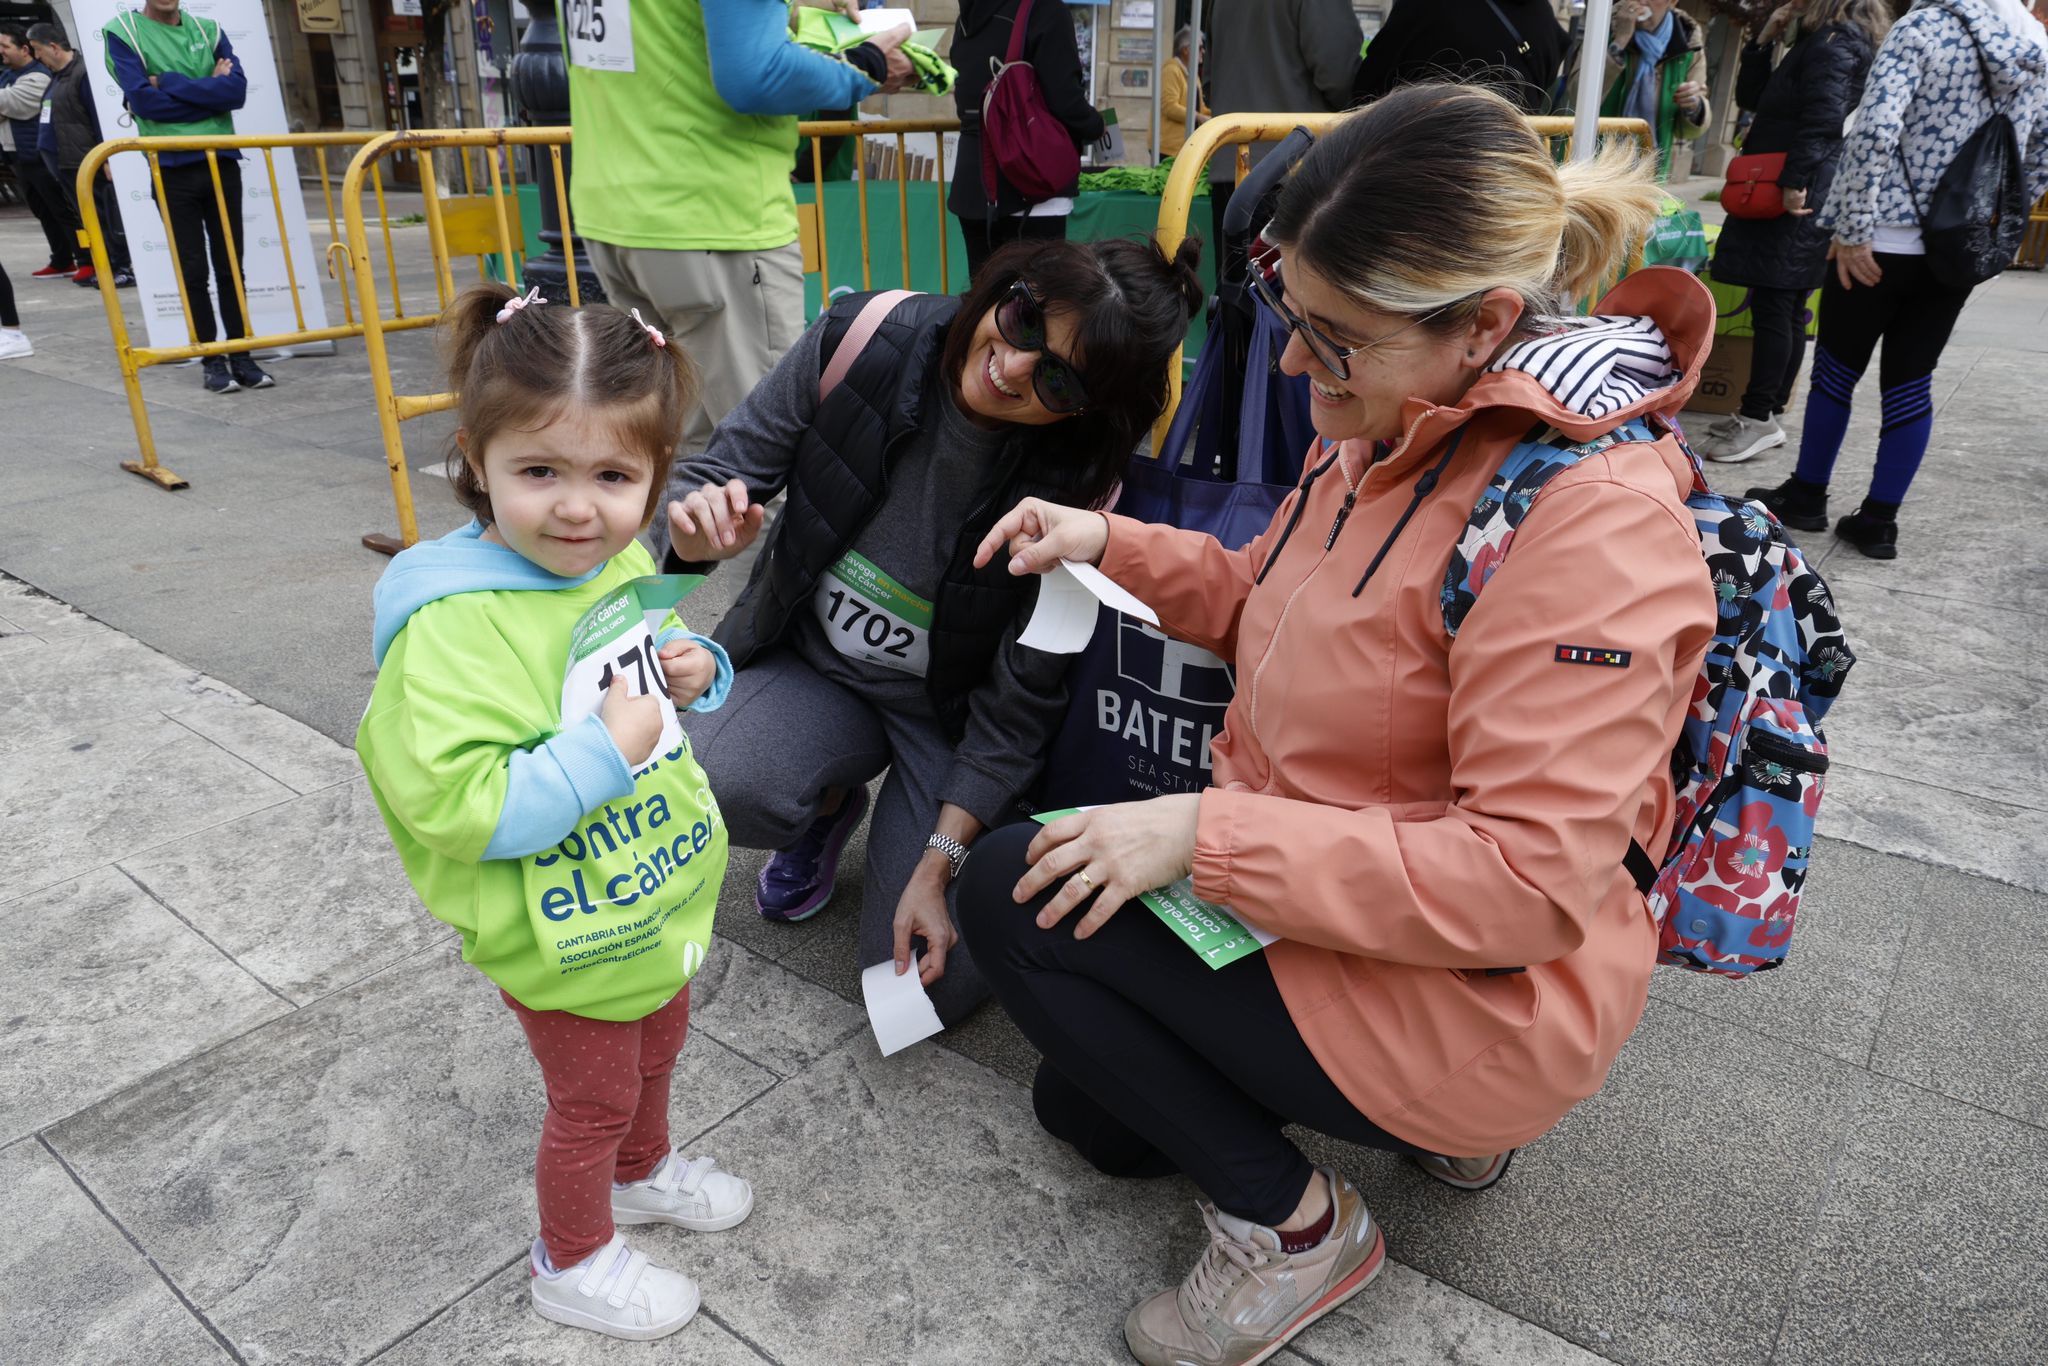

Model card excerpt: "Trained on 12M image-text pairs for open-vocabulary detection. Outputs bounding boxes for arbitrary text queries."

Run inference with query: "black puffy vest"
[709,292,1063,743]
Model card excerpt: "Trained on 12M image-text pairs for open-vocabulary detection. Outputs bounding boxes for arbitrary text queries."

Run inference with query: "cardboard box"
[1686,334,1750,416]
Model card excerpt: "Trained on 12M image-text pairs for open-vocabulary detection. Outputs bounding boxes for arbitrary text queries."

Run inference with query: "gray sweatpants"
[680,649,988,1024]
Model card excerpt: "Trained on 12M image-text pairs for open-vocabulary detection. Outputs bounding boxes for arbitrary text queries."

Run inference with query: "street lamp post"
[510,0,604,301]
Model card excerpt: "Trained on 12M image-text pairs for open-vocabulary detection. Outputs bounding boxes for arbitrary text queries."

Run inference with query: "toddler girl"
[358,283,747,1341]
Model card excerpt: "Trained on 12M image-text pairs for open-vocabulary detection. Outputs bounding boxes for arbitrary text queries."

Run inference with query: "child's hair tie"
[629,308,667,349]
[495,287,545,324]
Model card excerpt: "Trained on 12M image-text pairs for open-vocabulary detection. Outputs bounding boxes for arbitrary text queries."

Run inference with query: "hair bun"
[1166,235,1206,319]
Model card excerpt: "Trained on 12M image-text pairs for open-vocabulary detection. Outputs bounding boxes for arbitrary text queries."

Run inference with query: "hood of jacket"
[370,520,602,666]
[1933,0,2048,97]
[957,0,1011,42]
[1355,266,1715,484]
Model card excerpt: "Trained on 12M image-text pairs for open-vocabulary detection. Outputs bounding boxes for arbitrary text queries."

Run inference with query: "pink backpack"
[979,0,1080,205]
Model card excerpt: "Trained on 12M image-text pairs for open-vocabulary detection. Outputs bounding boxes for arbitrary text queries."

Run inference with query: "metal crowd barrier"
[74,131,383,489]
[341,118,964,554]
[1150,113,1659,443]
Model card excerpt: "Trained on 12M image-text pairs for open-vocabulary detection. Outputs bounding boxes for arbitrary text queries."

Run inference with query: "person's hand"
[892,863,956,986]
[667,478,766,562]
[973,498,1111,574]
[1760,1,1804,42]
[658,638,718,709]
[1781,186,1812,216]
[1674,80,1707,115]
[869,23,916,94]
[147,74,160,87]
[1014,796,1202,939]
[600,672,664,766]
[213,56,233,78]
[1829,239,1882,289]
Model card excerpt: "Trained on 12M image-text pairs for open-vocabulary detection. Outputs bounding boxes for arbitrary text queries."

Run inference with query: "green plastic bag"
[1642,196,1709,273]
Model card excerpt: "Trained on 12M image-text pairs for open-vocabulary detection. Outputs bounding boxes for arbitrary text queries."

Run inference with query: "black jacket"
[1710,24,1876,291]
[949,0,1104,221]
[688,293,1067,745]
[43,55,101,172]
[1352,0,1567,114]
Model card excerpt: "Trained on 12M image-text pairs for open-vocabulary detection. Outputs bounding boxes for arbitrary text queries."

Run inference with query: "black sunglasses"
[1249,244,1456,381]
[992,280,1089,414]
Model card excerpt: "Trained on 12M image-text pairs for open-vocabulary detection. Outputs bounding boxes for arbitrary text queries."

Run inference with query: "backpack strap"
[818,290,916,403]
[1440,418,1660,638]
[1006,0,1036,66]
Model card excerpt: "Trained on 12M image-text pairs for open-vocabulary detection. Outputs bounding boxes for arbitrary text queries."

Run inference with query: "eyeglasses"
[993,280,1089,414]
[1249,244,1457,381]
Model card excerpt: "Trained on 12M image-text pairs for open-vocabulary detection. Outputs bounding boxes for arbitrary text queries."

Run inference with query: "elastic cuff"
[1189,787,1239,906]
[940,760,1018,831]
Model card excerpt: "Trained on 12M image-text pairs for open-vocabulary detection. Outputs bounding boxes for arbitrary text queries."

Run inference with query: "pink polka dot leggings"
[501,986,692,1269]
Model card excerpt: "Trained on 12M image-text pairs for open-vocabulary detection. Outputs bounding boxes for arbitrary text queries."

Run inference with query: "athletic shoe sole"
[1701,429,1786,464]
[1413,1148,1516,1191]
[529,1284,698,1341]
[612,1183,754,1233]
[757,786,869,922]
[1132,1224,1386,1366]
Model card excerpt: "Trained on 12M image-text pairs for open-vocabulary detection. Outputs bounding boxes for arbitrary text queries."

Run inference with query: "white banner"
[69,0,331,351]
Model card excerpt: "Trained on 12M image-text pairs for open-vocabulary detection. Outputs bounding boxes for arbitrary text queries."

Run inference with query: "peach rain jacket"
[1098,270,1719,1157]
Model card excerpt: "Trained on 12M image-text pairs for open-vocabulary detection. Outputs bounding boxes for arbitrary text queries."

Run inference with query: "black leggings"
[956,823,1429,1227]
[1740,285,1811,420]
[0,258,16,328]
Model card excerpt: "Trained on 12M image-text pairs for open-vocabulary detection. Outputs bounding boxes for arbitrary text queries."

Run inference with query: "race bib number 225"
[566,0,635,72]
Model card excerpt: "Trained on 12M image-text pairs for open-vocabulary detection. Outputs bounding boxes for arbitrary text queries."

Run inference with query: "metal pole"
[1149,0,1164,163]
[1573,0,1615,161]
[1186,0,1203,144]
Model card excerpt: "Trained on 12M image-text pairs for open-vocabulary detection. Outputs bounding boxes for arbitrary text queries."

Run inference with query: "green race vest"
[564,0,799,251]
[103,9,234,139]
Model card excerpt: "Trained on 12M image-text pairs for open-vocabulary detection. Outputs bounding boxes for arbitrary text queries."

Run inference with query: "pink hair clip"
[495,287,545,323]
[630,308,667,349]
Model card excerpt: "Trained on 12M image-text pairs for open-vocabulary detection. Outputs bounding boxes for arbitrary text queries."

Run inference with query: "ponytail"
[1553,141,1665,303]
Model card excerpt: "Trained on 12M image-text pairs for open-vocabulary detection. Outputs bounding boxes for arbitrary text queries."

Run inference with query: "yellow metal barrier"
[1151,113,1659,442]
[74,131,383,489]
[344,118,964,553]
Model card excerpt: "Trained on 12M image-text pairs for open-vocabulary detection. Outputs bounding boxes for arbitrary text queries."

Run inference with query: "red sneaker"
[31,263,72,279]
[70,267,95,285]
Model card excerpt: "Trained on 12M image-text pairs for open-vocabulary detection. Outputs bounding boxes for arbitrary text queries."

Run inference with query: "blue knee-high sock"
[1869,373,1934,505]
[1793,346,1860,487]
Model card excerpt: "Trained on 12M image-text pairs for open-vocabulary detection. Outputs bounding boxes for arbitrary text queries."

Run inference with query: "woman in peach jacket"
[958,85,1718,1366]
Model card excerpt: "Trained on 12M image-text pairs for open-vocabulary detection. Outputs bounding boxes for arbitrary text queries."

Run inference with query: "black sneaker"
[1743,478,1829,533]
[203,357,241,394]
[229,355,274,390]
[1834,509,1898,560]
[112,268,135,288]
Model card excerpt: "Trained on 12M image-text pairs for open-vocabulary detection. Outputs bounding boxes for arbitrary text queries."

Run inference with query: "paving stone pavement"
[4,201,2046,1365]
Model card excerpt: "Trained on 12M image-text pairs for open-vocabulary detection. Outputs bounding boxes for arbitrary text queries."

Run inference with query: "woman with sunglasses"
[657,236,1203,1024]
[961,85,1720,1365]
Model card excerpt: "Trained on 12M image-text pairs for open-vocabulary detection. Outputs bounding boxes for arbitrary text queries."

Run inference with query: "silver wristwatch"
[925,832,970,880]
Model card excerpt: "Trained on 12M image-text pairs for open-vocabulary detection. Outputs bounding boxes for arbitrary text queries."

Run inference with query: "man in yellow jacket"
[1160,26,1209,158]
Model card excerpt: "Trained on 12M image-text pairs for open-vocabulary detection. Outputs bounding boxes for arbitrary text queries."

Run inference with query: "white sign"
[565,0,636,73]
[70,0,333,353]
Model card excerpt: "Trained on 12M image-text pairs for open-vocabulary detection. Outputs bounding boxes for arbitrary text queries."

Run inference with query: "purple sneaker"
[756,786,869,922]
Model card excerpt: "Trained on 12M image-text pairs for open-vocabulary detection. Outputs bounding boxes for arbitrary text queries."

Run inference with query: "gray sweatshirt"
[671,315,1069,828]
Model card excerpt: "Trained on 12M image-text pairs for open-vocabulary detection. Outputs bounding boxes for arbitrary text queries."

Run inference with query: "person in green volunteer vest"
[1564,0,1713,181]
[103,0,270,393]
[358,285,750,1343]
[565,0,913,463]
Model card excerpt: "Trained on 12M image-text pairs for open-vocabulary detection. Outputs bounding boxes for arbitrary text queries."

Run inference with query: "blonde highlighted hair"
[1264,84,1666,333]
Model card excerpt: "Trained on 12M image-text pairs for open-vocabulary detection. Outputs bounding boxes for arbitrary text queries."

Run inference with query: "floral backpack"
[1442,418,1855,977]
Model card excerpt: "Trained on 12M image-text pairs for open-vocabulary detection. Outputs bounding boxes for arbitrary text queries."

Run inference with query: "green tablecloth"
[793,183,1215,355]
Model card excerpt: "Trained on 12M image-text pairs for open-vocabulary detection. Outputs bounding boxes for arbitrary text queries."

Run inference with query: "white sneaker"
[612,1150,754,1232]
[0,328,32,360]
[1693,411,1785,463]
[528,1234,699,1340]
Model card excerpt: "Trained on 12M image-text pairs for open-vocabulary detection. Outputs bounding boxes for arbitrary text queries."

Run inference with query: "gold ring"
[1075,872,1095,891]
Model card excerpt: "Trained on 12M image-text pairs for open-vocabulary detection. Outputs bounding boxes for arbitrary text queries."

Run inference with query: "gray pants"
[680,649,988,1024]
[586,239,806,461]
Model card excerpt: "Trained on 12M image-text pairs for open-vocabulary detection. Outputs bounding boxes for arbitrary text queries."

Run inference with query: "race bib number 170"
[559,573,704,775]
[566,0,635,73]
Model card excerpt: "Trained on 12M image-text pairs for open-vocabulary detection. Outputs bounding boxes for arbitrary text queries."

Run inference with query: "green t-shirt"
[357,543,726,1021]
[103,9,234,139]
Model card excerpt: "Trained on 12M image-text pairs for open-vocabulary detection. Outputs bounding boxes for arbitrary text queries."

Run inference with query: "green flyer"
[1032,809,1276,970]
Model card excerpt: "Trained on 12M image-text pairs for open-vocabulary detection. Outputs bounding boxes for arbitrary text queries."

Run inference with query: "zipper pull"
[1325,489,1358,551]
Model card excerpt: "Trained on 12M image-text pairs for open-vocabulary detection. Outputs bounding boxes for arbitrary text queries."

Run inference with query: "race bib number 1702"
[565,0,635,73]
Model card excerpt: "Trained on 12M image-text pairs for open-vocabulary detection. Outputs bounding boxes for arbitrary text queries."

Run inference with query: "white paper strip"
[1016,559,1161,654]
[860,955,945,1057]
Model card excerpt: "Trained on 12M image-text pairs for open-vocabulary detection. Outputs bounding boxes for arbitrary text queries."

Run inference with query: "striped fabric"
[1878,373,1934,433]
[1488,314,1680,419]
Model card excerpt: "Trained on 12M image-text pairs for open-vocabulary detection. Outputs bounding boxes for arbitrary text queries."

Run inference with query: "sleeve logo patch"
[1555,644,1632,668]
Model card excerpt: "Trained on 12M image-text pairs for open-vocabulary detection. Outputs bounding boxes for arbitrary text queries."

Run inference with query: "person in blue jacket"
[103,0,265,394]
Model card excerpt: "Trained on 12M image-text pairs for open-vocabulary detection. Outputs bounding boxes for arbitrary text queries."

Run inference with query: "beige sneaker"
[1123,1168,1385,1366]
[1412,1148,1516,1192]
